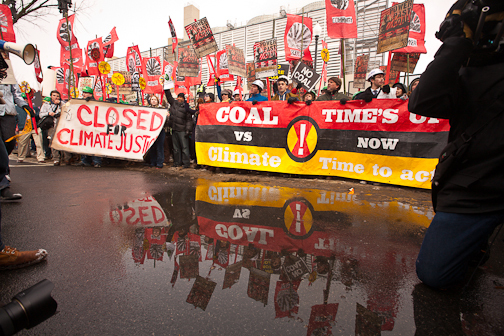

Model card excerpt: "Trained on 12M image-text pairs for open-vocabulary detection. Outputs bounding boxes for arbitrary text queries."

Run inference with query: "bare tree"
[3,0,90,25]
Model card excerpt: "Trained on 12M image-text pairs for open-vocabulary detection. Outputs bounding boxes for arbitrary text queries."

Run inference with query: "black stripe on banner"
[196,125,448,158]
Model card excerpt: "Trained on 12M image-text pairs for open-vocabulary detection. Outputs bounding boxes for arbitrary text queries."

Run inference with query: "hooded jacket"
[164,90,195,132]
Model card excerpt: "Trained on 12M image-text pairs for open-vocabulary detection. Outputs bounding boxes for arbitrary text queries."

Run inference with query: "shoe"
[38,160,46,164]
[5,175,11,182]
[172,164,181,168]
[0,246,48,270]
[17,159,23,163]
[183,165,190,169]
[61,160,70,165]
[53,161,60,166]
[94,163,101,168]
[1,188,22,201]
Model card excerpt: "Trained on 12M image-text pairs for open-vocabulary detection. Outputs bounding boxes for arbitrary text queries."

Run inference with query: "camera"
[0,279,57,336]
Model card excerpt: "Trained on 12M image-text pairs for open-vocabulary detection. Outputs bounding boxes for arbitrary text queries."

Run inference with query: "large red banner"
[325,0,357,39]
[141,56,163,94]
[393,4,427,54]
[57,14,77,47]
[0,5,15,42]
[85,37,104,76]
[284,14,313,61]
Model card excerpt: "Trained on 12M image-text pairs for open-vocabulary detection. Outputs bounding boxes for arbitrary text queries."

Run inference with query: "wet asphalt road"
[0,161,503,335]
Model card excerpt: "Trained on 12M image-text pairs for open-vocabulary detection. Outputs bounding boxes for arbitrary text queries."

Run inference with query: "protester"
[354,69,396,101]
[303,91,316,102]
[76,87,102,168]
[164,89,195,168]
[409,0,504,289]
[204,92,215,103]
[16,94,44,163]
[409,78,420,94]
[0,139,47,269]
[233,90,242,102]
[316,77,347,101]
[148,95,165,169]
[272,75,298,102]
[393,83,408,100]
[220,89,233,103]
[41,96,52,160]
[246,80,268,102]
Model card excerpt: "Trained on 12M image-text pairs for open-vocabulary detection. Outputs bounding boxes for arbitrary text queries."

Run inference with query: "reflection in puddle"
[104,180,434,334]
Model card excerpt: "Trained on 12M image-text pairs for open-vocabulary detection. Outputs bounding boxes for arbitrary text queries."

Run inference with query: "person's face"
[177,96,184,103]
[234,95,241,101]
[277,80,287,93]
[395,87,403,97]
[327,79,339,92]
[250,85,259,95]
[204,95,211,102]
[371,74,385,88]
[221,93,229,100]
[304,94,314,102]
[411,80,419,91]
[51,92,61,102]
[150,96,159,106]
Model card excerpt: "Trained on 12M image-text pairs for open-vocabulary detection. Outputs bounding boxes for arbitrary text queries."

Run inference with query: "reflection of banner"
[254,38,278,79]
[274,281,300,318]
[325,0,357,39]
[307,304,339,335]
[186,275,217,311]
[353,54,369,89]
[107,195,168,226]
[177,47,199,77]
[226,45,246,78]
[248,268,270,306]
[393,4,427,54]
[377,0,414,53]
[391,53,420,74]
[52,100,167,160]
[185,17,218,58]
[180,254,199,279]
[284,14,312,61]
[223,261,242,289]
[195,100,448,188]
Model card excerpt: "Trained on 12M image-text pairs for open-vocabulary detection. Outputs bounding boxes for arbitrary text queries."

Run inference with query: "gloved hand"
[85,96,92,102]
[340,97,349,105]
[296,82,303,90]
[287,97,297,104]
[435,14,465,42]
[23,105,35,118]
[382,85,390,94]
[361,91,374,103]
[305,99,312,106]
[252,100,258,105]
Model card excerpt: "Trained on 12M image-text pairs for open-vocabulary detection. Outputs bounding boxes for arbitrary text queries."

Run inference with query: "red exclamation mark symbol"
[298,123,306,156]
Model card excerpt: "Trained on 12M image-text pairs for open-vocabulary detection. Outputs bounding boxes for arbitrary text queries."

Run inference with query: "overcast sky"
[10,0,455,90]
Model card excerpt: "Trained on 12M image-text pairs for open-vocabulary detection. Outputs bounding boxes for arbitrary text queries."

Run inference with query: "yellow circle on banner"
[321,48,330,63]
[99,61,111,74]
[112,73,125,86]
[139,77,146,90]
[20,81,31,93]
[106,83,113,94]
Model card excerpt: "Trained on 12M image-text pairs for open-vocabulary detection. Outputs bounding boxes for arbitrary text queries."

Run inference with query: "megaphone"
[0,40,36,65]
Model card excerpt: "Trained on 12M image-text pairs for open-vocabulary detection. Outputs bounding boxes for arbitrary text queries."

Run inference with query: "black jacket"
[409,37,504,213]
[164,89,195,133]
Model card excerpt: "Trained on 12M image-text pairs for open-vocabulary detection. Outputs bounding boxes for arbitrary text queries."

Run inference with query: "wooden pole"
[341,39,346,95]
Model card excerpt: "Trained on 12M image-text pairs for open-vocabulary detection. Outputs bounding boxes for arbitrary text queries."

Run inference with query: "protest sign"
[377,0,414,53]
[77,76,95,98]
[52,99,167,160]
[254,38,278,79]
[380,65,400,85]
[274,281,300,318]
[325,0,357,39]
[216,49,234,81]
[185,17,218,58]
[269,64,290,81]
[391,52,420,73]
[284,14,312,61]
[179,254,199,279]
[60,46,84,72]
[56,14,77,47]
[353,54,369,89]
[291,62,320,92]
[162,61,175,90]
[246,62,256,89]
[226,45,246,78]
[102,27,119,58]
[394,4,427,54]
[177,47,199,77]
[85,37,104,76]
[141,56,163,94]
[195,100,450,189]
[248,268,270,306]
[186,276,217,311]
[126,45,142,72]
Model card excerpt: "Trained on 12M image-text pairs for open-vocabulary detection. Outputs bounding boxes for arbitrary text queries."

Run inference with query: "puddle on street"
[101,178,502,335]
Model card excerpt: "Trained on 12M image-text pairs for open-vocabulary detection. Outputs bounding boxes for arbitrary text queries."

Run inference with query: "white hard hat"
[252,79,264,90]
[233,89,240,95]
[367,68,385,81]
[277,75,289,83]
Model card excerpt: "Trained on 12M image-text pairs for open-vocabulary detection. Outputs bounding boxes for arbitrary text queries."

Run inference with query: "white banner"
[52,99,167,160]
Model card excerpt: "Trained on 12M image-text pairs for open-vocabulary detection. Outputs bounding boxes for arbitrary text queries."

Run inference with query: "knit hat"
[177,93,185,99]
[392,82,407,94]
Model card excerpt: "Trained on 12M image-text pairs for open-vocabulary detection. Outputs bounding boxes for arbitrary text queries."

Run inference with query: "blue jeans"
[416,211,504,288]
[149,129,165,168]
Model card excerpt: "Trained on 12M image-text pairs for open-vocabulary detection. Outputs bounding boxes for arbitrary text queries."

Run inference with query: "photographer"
[409,0,504,289]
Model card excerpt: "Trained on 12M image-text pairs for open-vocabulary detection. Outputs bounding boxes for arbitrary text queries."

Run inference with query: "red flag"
[393,4,427,54]
[206,54,217,86]
[284,14,313,61]
[168,17,178,54]
[216,49,234,82]
[234,76,243,95]
[325,0,357,39]
[0,5,15,42]
[103,27,119,58]
[34,50,43,83]
[274,281,301,318]
[60,46,84,72]
[141,56,163,94]
[57,14,78,47]
[85,38,103,76]
[55,65,77,100]
[127,45,143,71]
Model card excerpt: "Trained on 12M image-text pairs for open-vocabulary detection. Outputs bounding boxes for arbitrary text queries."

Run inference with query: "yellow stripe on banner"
[196,142,437,189]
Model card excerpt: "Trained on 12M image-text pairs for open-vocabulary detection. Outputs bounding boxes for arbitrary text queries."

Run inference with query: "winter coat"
[272,91,298,101]
[164,90,195,133]
[409,37,504,213]
[246,93,268,102]
[316,91,348,101]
